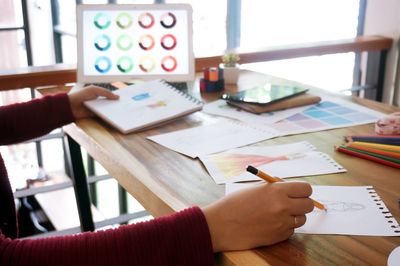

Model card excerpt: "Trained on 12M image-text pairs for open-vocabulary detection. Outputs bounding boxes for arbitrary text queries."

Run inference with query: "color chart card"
[268,97,385,136]
[82,8,190,76]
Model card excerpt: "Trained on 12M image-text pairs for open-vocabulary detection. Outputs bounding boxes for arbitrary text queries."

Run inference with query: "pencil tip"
[246,165,258,175]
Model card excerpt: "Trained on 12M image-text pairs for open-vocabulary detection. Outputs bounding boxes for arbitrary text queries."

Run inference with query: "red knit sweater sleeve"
[0,93,74,145]
[0,206,214,266]
[0,93,214,265]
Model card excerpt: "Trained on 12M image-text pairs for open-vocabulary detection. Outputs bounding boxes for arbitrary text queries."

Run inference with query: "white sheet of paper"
[200,141,346,184]
[147,119,279,158]
[388,247,400,266]
[148,98,385,159]
[226,183,400,236]
[202,99,314,124]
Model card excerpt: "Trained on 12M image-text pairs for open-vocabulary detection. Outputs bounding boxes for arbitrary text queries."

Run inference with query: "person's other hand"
[68,86,119,119]
[202,181,314,252]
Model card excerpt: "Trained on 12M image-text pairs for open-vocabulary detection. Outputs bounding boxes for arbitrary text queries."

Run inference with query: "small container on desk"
[200,67,224,93]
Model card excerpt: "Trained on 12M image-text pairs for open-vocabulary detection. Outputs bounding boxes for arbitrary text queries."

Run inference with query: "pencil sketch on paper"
[316,200,366,212]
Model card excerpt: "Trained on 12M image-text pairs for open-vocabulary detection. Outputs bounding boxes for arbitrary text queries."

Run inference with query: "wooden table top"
[39,70,400,265]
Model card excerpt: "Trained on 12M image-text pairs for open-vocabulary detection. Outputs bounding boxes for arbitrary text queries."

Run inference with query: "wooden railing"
[0,35,393,91]
[195,35,393,70]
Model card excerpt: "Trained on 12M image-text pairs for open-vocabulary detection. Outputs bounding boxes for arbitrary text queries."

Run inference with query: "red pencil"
[335,145,400,169]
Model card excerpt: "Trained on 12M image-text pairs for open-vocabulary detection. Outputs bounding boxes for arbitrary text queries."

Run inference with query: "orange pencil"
[246,165,326,211]
[350,141,400,152]
[346,143,400,159]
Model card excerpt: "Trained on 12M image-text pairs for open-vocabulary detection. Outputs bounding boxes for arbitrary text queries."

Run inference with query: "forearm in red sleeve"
[0,206,214,266]
[0,93,74,145]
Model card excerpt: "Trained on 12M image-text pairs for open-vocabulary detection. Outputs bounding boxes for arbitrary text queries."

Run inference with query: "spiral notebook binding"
[366,186,400,234]
[161,79,203,106]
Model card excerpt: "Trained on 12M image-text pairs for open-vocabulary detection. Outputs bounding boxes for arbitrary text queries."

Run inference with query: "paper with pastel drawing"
[226,183,400,236]
[199,141,346,184]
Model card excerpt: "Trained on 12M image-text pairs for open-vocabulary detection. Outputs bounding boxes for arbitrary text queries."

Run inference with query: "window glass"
[116,0,154,3]
[82,0,108,4]
[56,1,77,33]
[0,1,27,69]
[0,0,23,27]
[0,30,27,69]
[241,0,359,47]
[240,0,360,93]
[165,0,227,57]
[61,35,77,64]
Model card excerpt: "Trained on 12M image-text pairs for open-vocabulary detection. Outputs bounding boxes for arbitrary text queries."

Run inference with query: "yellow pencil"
[351,141,400,152]
[346,143,400,159]
[246,165,326,211]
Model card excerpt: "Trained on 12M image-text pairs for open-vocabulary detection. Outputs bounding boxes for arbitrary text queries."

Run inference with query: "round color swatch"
[117,56,134,73]
[160,12,177,29]
[138,12,155,29]
[94,34,112,51]
[94,12,111,30]
[116,12,133,29]
[160,34,177,50]
[138,34,155,50]
[117,34,133,51]
[94,56,112,73]
[139,56,156,72]
[161,56,177,72]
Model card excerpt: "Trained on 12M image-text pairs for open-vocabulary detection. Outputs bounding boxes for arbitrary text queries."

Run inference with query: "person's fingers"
[281,228,295,241]
[275,181,313,198]
[88,86,119,100]
[288,197,315,215]
[293,215,307,228]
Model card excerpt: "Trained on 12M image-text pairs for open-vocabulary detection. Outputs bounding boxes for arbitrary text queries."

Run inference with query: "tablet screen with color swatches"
[77,4,194,83]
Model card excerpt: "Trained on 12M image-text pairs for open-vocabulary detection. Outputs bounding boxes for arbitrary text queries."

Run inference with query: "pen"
[246,165,326,211]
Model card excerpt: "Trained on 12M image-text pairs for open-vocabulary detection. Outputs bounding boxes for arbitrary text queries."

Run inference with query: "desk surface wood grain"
[39,70,400,265]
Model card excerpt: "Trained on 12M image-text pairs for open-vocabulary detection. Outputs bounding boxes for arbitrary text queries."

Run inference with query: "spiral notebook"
[226,183,400,236]
[199,141,346,184]
[84,79,203,134]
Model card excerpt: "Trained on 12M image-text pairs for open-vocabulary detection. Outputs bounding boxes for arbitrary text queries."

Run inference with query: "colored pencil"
[343,146,400,164]
[335,145,400,169]
[350,141,400,153]
[345,135,400,145]
[345,143,400,159]
[246,165,326,211]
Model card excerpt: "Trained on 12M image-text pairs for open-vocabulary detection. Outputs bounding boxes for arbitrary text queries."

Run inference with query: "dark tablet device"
[221,83,308,105]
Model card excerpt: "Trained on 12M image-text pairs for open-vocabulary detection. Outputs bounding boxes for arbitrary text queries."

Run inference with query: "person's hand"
[202,181,314,252]
[68,85,119,119]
